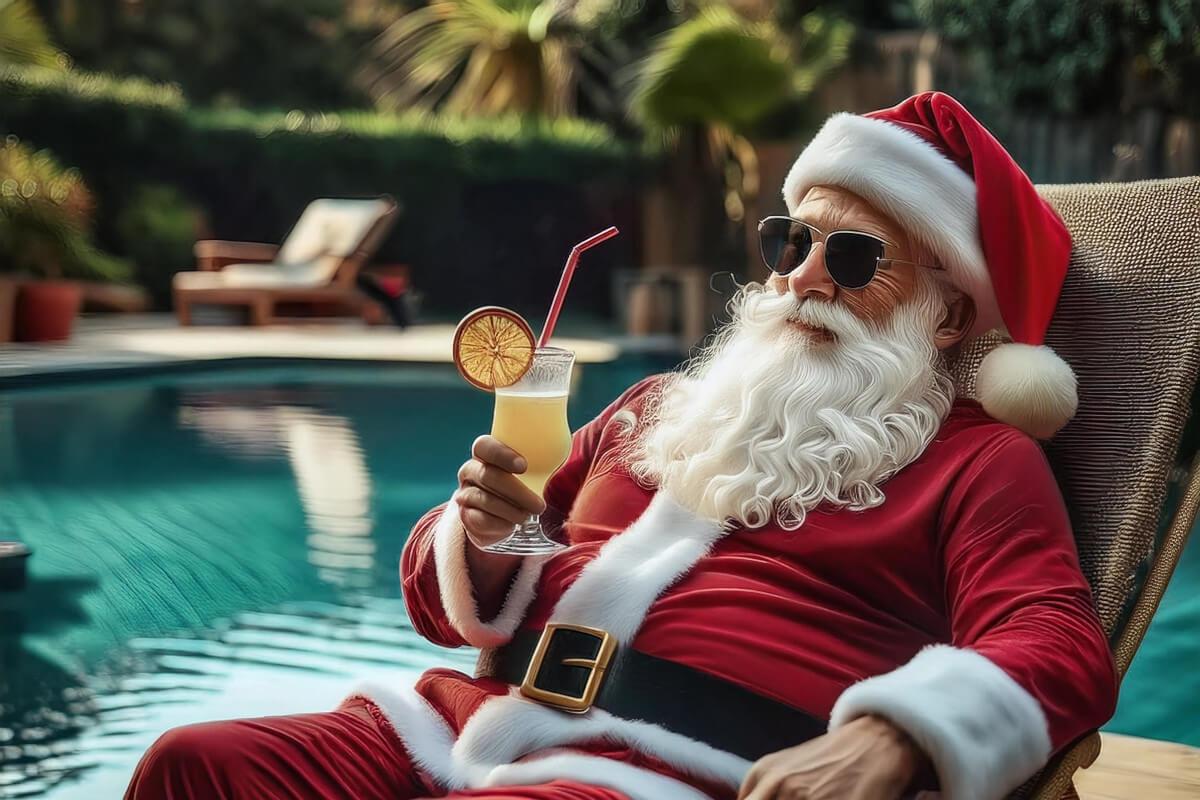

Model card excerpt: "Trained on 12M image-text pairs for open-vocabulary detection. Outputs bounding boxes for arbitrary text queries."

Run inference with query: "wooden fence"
[809,31,1200,185]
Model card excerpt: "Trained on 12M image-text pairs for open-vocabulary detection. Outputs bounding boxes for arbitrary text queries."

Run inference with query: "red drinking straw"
[537,226,620,348]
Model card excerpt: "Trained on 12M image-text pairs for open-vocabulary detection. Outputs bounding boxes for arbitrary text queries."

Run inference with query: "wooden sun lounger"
[173,197,399,325]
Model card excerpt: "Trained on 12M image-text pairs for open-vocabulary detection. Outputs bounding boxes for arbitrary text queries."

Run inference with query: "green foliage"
[632,6,851,135]
[0,65,640,312]
[0,63,184,109]
[34,0,385,109]
[775,0,918,31]
[915,0,1200,116]
[360,0,625,117]
[1133,0,1200,115]
[0,64,629,183]
[632,8,795,133]
[115,184,203,307]
[628,4,851,228]
[0,138,131,281]
[0,0,62,68]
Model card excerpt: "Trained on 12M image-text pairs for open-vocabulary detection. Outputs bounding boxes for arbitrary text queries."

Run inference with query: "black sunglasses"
[757,216,942,290]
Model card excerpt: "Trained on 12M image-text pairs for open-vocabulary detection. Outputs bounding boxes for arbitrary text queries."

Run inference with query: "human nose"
[787,241,836,302]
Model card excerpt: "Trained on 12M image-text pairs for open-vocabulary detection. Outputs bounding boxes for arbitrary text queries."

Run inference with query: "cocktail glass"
[483,347,574,555]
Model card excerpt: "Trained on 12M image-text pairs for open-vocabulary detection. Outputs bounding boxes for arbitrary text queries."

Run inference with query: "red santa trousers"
[123,697,633,800]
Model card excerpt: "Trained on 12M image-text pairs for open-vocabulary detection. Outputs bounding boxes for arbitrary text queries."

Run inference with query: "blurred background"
[1,1,1199,797]
[1,0,1197,327]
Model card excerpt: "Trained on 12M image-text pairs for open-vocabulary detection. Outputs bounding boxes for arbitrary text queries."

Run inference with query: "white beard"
[627,277,956,530]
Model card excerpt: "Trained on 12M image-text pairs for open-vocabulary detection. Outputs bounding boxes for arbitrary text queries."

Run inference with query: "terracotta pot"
[16,281,83,342]
[0,278,16,343]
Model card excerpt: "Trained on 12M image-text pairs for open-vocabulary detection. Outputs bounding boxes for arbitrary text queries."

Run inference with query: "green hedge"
[0,66,646,315]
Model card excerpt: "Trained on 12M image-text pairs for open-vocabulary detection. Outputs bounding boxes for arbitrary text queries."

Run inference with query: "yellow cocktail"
[482,346,575,554]
[492,391,571,496]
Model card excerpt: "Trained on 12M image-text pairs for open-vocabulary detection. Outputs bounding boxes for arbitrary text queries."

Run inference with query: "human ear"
[933,289,976,351]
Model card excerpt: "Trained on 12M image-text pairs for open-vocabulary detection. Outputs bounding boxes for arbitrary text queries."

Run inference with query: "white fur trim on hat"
[976,343,1078,439]
[829,645,1052,800]
[782,113,1004,339]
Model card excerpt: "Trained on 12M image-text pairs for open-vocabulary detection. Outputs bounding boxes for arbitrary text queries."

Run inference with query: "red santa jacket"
[354,375,1117,800]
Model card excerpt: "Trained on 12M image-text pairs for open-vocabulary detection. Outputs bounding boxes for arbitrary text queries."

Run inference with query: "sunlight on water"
[0,372,491,798]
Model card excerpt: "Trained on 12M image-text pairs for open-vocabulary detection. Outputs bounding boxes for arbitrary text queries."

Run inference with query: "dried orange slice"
[453,306,535,391]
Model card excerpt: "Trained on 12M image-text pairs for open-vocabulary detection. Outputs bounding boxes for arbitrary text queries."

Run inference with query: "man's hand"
[454,436,548,616]
[737,715,929,800]
[455,435,546,548]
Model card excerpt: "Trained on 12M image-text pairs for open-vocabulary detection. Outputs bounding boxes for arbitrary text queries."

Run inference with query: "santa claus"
[126,92,1117,800]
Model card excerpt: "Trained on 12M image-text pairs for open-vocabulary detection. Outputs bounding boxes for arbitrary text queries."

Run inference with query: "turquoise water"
[0,360,1196,797]
[0,359,671,799]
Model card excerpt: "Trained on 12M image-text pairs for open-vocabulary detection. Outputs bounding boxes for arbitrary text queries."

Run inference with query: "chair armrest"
[1026,730,1102,800]
[194,240,280,271]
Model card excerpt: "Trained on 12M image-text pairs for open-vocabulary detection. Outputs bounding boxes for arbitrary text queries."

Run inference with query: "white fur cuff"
[829,645,1051,800]
[431,500,545,648]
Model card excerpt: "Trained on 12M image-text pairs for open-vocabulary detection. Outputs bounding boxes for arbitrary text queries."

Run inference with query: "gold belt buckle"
[519,623,617,714]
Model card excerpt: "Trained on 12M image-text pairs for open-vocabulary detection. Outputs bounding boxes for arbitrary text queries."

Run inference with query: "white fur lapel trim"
[347,679,461,788]
[549,490,726,643]
[454,689,750,790]
[353,681,736,799]
[829,644,1051,800]
[484,752,713,800]
[366,492,738,796]
[432,500,547,648]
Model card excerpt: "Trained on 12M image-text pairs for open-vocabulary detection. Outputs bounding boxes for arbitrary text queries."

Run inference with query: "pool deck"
[0,313,643,382]
[1079,733,1200,799]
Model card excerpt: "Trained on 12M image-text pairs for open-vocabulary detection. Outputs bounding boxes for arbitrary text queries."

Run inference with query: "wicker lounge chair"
[469,177,1200,799]
[946,176,1200,798]
[173,197,398,325]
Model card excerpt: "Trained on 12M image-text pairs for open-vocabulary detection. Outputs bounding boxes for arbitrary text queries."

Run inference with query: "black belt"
[493,624,826,762]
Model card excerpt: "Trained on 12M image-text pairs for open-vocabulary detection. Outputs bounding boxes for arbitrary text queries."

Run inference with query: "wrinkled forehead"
[795,185,911,246]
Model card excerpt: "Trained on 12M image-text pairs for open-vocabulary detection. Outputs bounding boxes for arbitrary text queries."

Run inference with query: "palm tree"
[359,0,624,117]
[632,3,851,224]
[0,0,62,68]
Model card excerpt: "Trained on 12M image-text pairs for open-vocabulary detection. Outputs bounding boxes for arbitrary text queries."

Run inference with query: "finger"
[461,460,546,514]
[849,770,906,800]
[472,435,527,474]
[459,507,516,547]
[739,753,786,800]
[738,762,766,800]
[777,775,812,800]
[742,772,783,800]
[453,486,529,525]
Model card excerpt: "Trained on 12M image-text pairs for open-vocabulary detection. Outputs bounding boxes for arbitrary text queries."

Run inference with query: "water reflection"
[178,393,377,590]
[1,598,474,798]
[0,360,675,797]
[0,377,488,798]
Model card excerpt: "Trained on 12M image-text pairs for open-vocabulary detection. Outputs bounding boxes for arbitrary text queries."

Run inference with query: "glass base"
[480,515,566,556]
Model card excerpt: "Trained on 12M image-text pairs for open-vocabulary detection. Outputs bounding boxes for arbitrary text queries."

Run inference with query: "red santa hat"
[782,91,1077,439]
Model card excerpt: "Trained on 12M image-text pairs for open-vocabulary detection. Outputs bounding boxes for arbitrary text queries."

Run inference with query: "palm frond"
[359,0,604,117]
[0,0,62,69]
[631,8,795,134]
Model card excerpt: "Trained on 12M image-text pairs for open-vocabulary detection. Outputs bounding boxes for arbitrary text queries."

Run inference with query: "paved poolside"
[0,314,632,381]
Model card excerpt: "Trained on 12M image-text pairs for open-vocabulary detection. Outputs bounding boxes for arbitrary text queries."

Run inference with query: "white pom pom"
[976,343,1078,439]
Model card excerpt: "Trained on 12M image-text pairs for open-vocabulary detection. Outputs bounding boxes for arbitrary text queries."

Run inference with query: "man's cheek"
[845,276,910,323]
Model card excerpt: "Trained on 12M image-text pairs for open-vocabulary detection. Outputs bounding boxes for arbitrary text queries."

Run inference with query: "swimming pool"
[0,359,1197,797]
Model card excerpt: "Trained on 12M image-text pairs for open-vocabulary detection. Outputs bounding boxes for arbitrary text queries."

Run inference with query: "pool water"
[0,360,1197,797]
[0,358,672,799]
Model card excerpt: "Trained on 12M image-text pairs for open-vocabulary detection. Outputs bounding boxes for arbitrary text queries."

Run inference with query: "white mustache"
[750,293,865,341]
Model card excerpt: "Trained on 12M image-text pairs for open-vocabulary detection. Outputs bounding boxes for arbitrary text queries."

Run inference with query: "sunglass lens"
[760,218,812,276]
[825,232,884,289]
